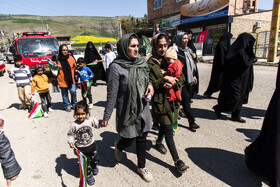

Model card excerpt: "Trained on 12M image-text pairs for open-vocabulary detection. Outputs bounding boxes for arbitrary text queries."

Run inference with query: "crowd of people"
[1,30,279,186]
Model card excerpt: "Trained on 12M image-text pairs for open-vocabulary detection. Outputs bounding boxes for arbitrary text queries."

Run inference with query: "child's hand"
[0,119,4,127]
[75,70,80,74]
[69,142,74,148]
[6,173,19,187]
[101,120,108,127]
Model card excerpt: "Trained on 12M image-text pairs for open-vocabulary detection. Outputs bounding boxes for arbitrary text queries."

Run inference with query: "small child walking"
[76,58,94,109]
[31,65,53,118]
[8,55,33,112]
[0,114,21,187]
[67,101,100,185]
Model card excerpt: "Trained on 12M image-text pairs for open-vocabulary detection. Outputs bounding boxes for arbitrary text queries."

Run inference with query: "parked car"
[4,51,14,64]
[0,54,6,76]
[68,49,84,62]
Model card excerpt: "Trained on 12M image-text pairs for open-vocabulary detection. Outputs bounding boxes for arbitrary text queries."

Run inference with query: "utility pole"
[267,0,280,62]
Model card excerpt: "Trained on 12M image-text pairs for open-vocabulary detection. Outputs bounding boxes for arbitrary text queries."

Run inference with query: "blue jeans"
[60,84,77,110]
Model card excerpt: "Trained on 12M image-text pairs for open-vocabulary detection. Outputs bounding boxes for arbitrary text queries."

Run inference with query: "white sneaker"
[89,104,93,109]
[43,112,49,118]
[48,108,53,112]
[137,168,153,182]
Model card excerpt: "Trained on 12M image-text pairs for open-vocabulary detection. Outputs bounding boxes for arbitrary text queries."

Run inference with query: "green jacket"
[148,58,185,125]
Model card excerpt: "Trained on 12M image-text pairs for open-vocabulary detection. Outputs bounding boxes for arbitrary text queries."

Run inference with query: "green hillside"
[0,14,122,47]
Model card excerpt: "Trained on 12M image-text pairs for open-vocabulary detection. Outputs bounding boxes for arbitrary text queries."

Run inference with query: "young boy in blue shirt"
[77,57,94,109]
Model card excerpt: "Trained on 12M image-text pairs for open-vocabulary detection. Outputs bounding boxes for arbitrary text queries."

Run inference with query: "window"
[154,0,162,10]
[176,0,182,2]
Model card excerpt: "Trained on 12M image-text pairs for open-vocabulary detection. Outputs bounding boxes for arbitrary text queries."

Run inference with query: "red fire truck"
[15,32,59,75]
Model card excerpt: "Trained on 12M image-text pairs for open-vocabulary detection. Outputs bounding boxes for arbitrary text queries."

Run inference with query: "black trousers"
[81,84,93,104]
[181,85,195,123]
[39,92,52,113]
[78,142,99,175]
[157,124,179,161]
[117,132,148,169]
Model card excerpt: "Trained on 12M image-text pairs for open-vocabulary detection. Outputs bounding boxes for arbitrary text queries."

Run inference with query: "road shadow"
[192,108,219,120]
[93,101,107,108]
[193,94,217,100]
[51,102,65,111]
[186,147,265,187]
[6,103,21,110]
[241,106,266,119]
[55,154,80,187]
[98,131,181,177]
[236,128,260,142]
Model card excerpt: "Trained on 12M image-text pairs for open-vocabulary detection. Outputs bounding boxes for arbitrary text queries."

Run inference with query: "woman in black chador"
[245,64,280,187]
[204,32,233,98]
[84,41,106,86]
[213,33,257,123]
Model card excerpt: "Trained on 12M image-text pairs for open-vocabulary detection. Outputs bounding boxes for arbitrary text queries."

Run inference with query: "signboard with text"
[180,0,230,24]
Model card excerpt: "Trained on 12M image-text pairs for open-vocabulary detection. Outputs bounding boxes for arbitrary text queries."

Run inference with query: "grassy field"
[0,14,121,48]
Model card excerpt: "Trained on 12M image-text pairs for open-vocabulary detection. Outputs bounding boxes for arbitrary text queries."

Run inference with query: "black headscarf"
[225,32,256,69]
[84,41,102,64]
[58,44,73,87]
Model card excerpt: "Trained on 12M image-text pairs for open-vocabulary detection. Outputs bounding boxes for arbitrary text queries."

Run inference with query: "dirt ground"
[0,62,276,187]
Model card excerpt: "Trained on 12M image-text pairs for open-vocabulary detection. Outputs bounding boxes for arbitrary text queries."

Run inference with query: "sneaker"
[89,103,93,109]
[48,108,53,112]
[87,173,95,185]
[155,143,167,154]
[190,122,200,129]
[175,160,189,173]
[27,105,32,113]
[43,112,49,118]
[179,108,185,117]
[137,168,153,182]
[152,123,159,131]
[114,141,123,162]
[92,166,99,175]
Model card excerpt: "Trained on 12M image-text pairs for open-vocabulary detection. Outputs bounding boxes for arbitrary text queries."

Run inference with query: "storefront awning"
[178,15,233,30]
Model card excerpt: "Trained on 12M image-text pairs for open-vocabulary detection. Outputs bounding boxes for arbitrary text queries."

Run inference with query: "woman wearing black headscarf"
[185,29,199,97]
[245,63,280,187]
[56,44,77,111]
[84,41,106,86]
[175,32,200,130]
[204,32,233,97]
[213,33,257,123]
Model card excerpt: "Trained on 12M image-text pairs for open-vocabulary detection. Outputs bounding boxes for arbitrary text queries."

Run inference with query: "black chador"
[84,42,106,85]
[245,64,280,187]
[204,32,233,97]
[213,33,256,123]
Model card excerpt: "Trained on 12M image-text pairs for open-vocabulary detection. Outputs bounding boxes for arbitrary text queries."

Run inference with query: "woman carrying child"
[148,33,189,173]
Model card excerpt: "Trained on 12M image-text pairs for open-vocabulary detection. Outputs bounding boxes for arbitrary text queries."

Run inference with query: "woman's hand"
[193,53,197,59]
[163,82,172,89]
[102,120,108,127]
[193,76,197,85]
[145,84,154,97]
[164,76,178,86]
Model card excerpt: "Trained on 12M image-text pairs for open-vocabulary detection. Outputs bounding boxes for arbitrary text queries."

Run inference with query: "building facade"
[147,0,272,57]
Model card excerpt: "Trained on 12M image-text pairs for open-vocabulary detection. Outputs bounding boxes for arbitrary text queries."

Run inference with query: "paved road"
[0,62,277,187]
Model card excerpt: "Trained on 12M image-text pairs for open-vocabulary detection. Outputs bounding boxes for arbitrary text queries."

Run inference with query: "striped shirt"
[9,65,32,87]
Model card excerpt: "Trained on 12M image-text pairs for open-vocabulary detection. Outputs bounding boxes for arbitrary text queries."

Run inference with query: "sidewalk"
[198,55,278,66]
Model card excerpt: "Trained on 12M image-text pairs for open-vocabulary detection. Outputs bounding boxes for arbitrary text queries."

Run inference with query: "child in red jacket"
[162,47,184,103]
